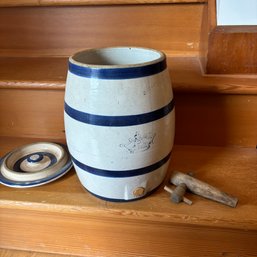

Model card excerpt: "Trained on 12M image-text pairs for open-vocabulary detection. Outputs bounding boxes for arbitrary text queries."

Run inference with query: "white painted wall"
[217,0,257,25]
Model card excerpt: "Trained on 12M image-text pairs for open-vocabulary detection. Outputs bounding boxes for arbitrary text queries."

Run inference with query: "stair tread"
[0,248,77,257]
[0,56,256,94]
[0,0,206,7]
[1,136,257,231]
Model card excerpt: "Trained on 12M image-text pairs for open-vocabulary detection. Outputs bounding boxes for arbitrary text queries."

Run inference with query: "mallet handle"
[171,171,238,208]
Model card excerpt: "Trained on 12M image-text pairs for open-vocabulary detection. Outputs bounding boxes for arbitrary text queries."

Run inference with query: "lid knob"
[27,154,44,163]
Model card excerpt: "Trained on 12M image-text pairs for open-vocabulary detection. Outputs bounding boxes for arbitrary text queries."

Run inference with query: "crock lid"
[0,142,72,188]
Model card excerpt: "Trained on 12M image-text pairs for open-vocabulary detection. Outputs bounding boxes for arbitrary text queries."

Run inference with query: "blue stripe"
[13,152,57,173]
[85,187,160,202]
[71,152,171,178]
[69,59,167,80]
[65,98,174,127]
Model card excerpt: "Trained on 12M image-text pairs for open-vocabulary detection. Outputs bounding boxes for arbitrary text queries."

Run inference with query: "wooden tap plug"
[164,185,192,205]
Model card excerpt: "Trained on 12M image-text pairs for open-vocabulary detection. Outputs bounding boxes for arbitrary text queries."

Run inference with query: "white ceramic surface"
[64,47,175,201]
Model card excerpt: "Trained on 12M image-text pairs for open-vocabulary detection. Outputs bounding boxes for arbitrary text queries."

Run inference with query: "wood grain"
[0,57,67,90]
[0,0,206,7]
[168,57,257,94]
[207,0,216,31]
[0,5,203,57]
[174,93,257,147]
[1,208,257,257]
[0,137,257,256]
[199,0,257,75]
[0,89,65,140]
[198,0,208,72]
[206,26,257,74]
[0,249,76,257]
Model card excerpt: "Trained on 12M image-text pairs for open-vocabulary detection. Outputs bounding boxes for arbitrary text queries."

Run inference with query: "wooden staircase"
[0,1,257,256]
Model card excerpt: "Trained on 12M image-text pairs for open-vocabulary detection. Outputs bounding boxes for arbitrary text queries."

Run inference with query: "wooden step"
[1,136,257,256]
[0,249,78,257]
[0,3,203,58]
[0,0,206,7]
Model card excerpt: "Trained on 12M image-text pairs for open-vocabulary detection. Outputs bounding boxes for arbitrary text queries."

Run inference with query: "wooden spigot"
[170,171,238,208]
[171,183,187,203]
[164,185,192,205]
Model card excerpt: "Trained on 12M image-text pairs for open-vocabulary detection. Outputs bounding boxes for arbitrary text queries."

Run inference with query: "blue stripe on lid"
[71,151,171,178]
[68,59,167,80]
[13,152,57,173]
[0,154,73,188]
[65,98,174,127]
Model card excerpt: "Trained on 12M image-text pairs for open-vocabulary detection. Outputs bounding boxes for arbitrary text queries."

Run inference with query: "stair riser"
[0,0,207,7]
[1,89,256,147]
[175,93,257,147]
[1,208,257,257]
[0,4,203,57]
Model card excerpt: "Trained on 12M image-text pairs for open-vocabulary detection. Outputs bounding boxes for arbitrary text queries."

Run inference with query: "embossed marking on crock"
[119,131,156,154]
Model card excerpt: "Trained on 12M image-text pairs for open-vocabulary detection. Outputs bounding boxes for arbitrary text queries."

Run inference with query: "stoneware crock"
[64,47,175,201]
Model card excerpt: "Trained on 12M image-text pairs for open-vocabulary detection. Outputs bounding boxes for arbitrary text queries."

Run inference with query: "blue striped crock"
[64,47,175,201]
